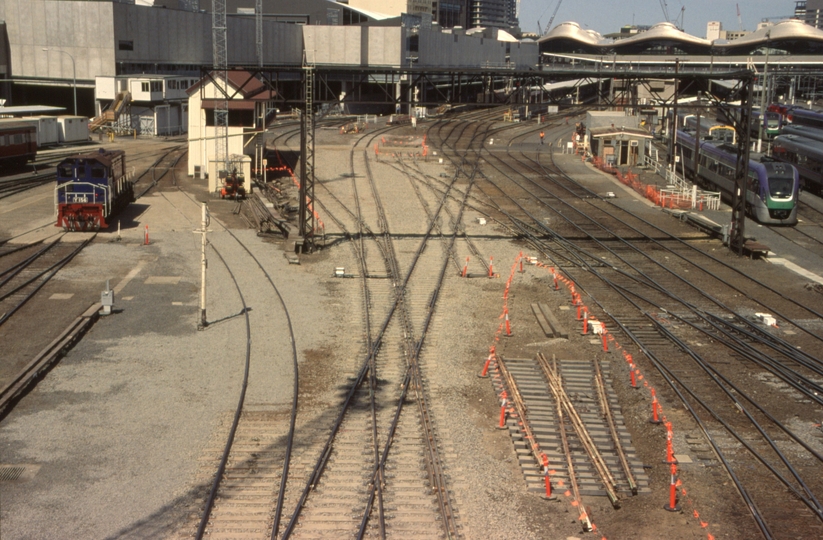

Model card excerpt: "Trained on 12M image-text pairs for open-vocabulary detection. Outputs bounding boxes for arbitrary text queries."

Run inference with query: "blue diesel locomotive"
[55,149,134,231]
[675,129,799,226]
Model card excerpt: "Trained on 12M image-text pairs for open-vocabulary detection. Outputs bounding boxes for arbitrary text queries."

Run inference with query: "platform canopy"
[0,105,67,116]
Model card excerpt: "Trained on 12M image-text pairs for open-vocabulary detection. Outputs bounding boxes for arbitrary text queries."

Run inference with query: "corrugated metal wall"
[2,0,536,81]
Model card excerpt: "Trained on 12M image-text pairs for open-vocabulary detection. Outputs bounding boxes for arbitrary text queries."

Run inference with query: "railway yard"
[3,108,823,540]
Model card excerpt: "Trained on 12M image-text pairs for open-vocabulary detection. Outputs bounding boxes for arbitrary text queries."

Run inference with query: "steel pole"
[42,48,76,115]
[198,203,208,330]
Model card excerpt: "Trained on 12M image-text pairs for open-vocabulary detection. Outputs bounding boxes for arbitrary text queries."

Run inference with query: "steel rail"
[600,263,823,408]
[356,120,492,539]
[593,357,637,495]
[278,171,460,539]
[169,181,303,540]
[530,149,823,339]
[494,353,550,484]
[707,313,823,375]
[0,236,93,327]
[0,239,45,258]
[358,164,474,539]
[272,120,425,539]
[650,316,823,516]
[539,352,621,508]
[539,353,592,532]
[586,275,823,492]
[444,122,816,529]
[494,146,823,377]
[279,122,442,538]
[358,133,388,540]
[470,144,778,537]
[509,206,805,535]
[134,145,188,199]
[194,243,252,540]
[0,237,61,281]
[523,222,816,535]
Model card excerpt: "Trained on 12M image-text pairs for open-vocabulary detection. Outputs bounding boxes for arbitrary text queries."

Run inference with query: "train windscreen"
[768,177,794,198]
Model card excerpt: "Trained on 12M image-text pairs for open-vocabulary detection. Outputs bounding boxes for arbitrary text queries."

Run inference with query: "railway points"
[0,110,823,540]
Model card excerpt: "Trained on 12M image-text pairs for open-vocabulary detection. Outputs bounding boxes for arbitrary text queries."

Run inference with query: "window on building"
[118,41,134,51]
[327,8,339,25]
[141,82,149,92]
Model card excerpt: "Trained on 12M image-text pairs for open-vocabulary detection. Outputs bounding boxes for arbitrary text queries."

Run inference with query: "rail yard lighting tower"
[757,30,771,153]
[43,48,76,116]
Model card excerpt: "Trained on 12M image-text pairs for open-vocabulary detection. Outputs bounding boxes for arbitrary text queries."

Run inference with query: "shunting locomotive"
[55,148,134,231]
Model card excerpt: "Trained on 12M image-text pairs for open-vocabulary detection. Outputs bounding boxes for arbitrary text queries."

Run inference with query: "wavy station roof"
[538,20,823,56]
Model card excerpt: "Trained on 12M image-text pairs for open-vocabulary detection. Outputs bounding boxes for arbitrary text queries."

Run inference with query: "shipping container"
[57,116,90,143]
[13,116,60,147]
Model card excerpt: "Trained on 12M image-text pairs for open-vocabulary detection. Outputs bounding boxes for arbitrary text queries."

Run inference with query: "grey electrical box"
[101,280,115,315]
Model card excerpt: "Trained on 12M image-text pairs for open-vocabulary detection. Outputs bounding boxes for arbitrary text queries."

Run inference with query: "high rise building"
[706,21,723,41]
[467,0,518,30]
[432,1,465,28]
[804,0,823,28]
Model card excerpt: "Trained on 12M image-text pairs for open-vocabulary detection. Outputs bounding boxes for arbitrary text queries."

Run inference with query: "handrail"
[55,181,111,218]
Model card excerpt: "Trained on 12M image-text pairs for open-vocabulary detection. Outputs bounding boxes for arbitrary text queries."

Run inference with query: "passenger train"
[675,129,799,225]
[663,112,736,145]
[55,149,134,231]
[718,107,780,139]
[772,134,823,196]
[0,122,38,166]
[683,115,736,144]
[779,123,823,143]
[785,107,823,130]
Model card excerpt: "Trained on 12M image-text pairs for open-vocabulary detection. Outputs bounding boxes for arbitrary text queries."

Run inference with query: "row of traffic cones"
[497,257,714,535]
[481,252,600,536]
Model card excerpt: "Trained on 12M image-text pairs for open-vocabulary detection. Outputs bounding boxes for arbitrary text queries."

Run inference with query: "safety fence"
[590,156,721,211]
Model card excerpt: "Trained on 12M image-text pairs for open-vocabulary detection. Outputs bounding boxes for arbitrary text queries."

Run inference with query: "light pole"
[43,48,76,116]
[757,31,771,153]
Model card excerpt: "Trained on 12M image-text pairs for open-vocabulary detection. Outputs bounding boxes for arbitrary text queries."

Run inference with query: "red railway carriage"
[55,149,134,231]
[0,122,37,166]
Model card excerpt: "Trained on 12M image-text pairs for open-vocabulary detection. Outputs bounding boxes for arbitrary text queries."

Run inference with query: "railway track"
[0,234,96,416]
[176,114,500,539]
[493,353,649,503]
[133,144,188,198]
[272,117,479,539]
[0,234,93,327]
[465,126,823,537]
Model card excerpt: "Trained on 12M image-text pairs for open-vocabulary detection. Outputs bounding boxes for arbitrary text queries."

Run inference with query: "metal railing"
[643,154,721,210]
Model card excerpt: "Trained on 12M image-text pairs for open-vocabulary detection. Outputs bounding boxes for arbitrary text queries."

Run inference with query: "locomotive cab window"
[58,166,73,177]
[91,166,106,179]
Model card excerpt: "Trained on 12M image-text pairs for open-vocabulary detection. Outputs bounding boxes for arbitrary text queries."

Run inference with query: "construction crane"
[658,0,670,22]
[542,0,564,35]
[674,5,685,29]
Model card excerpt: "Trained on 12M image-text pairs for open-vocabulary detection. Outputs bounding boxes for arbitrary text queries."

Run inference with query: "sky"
[518,0,796,38]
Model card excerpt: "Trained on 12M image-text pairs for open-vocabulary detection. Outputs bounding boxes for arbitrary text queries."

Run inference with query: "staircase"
[90,91,131,132]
